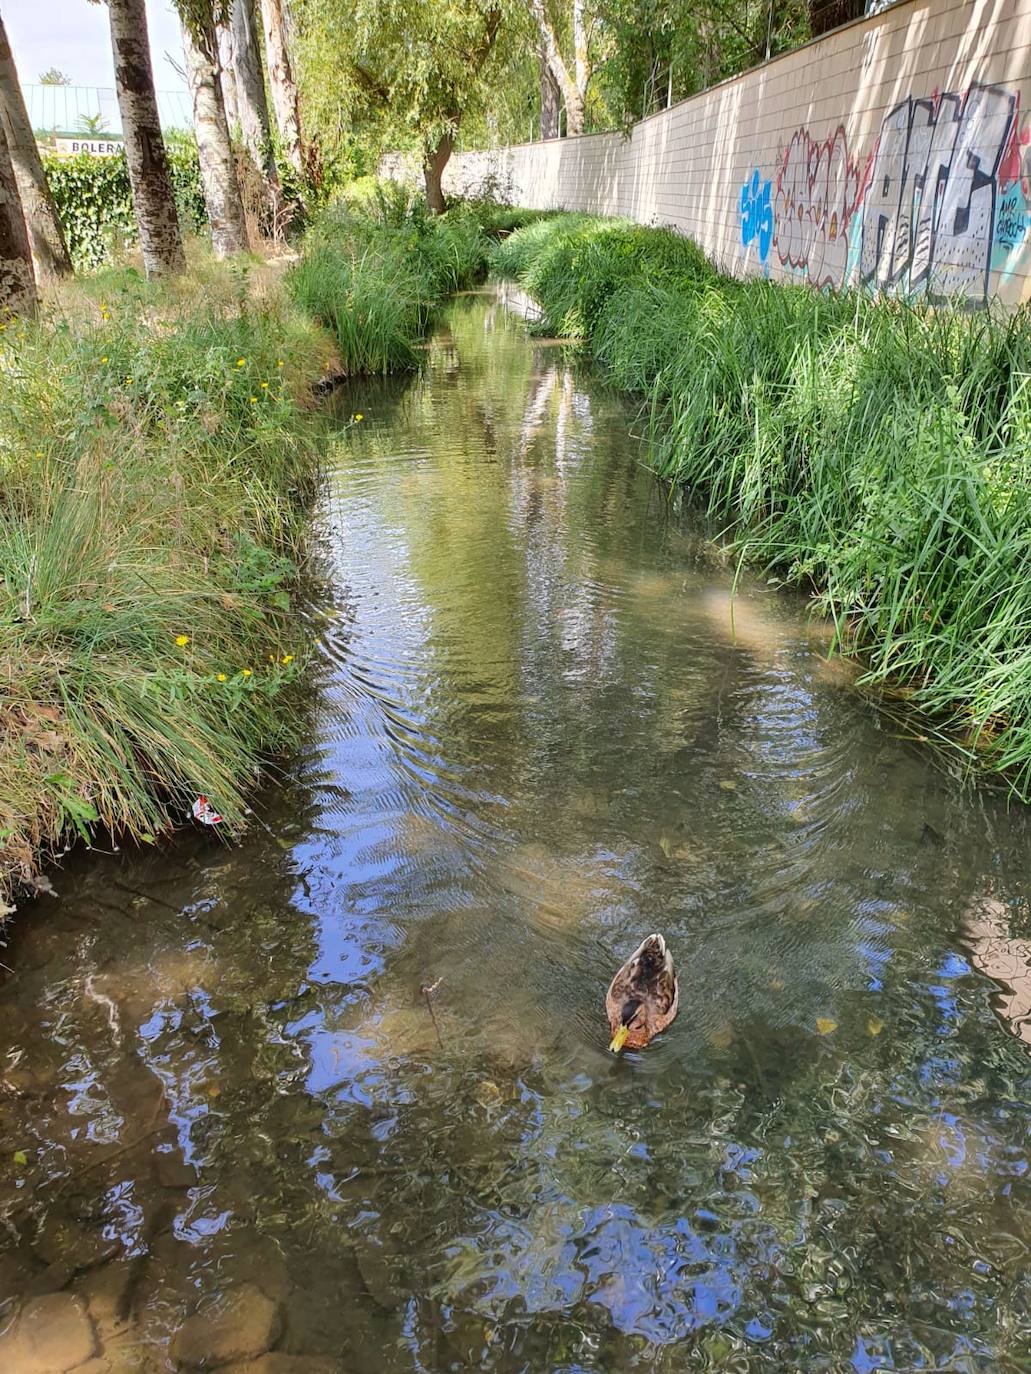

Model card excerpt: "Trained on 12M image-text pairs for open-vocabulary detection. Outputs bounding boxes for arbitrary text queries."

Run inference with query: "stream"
[2,291,1031,1371]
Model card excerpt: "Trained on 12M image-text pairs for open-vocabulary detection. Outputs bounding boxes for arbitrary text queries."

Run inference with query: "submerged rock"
[0,1292,97,1372]
[34,1215,120,1273]
[171,1282,283,1369]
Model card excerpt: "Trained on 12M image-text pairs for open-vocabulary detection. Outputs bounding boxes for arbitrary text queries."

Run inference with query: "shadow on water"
[3,290,1031,1371]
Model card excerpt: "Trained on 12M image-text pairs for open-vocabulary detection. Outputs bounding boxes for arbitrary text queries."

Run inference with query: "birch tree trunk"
[0,119,36,316]
[217,23,240,131]
[0,15,71,280]
[181,17,248,256]
[107,0,185,278]
[258,0,304,178]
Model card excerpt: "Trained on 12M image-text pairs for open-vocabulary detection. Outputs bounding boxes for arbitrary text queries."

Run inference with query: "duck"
[606,933,678,1053]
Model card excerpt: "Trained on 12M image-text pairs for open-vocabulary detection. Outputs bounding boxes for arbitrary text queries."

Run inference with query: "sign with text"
[51,137,123,158]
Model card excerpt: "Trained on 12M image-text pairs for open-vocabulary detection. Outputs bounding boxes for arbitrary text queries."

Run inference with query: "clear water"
[3,292,1031,1372]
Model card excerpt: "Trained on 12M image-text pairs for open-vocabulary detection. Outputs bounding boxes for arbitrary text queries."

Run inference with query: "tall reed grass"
[287,190,496,374]
[493,215,1031,795]
[0,252,333,895]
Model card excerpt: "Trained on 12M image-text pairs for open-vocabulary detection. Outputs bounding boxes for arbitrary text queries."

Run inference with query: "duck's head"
[608,996,643,1054]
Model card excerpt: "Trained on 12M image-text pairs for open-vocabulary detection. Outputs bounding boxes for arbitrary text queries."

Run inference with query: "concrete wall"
[395,0,1031,308]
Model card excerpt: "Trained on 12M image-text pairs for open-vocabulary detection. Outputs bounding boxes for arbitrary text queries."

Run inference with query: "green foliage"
[42,144,207,271]
[0,256,333,890]
[594,0,810,125]
[492,213,714,336]
[494,214,1031,795]
[294,0,518,192]
[286,191,492,373]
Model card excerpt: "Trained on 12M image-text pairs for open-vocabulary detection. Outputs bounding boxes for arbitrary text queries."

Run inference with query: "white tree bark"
[230,0,287,232]
[107,0,185,278]
[217,22,240,132]
[0,118,36,316]
[0,14,71,280]
[528,0,588,136]
[181,17,248,256]
[259,0,304,178]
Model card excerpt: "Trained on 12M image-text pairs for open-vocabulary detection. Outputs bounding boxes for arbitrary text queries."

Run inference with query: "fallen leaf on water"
[867,1016,885,1037]
[815,1017,838,1036]
[13,1150,27,1166]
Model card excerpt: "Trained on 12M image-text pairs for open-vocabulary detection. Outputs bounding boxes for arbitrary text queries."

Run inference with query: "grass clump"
[0,252,334,894]
[493,214,1031,796]
[287,185,495,374]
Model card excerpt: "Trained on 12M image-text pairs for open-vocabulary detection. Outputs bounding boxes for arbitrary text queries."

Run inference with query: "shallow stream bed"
[2,293,1031,1371]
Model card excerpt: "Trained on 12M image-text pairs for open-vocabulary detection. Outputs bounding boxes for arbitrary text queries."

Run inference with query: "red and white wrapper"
[191,795,223,826]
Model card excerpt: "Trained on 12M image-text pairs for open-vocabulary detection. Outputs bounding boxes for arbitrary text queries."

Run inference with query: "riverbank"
[0,250,333,899]
[0,196,517,902]
[287,186,540,372]
[492,215,1031,797]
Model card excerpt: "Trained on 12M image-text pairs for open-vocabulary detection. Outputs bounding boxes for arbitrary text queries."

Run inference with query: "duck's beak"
[608,1024,630,1054]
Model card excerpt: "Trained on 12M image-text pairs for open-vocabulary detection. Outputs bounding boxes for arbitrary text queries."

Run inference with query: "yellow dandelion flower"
[216,673,227,682]
[236,358,246,367]
[249,396,257,404]
[276,360,284,367]
[241,667,252,678]
[175,634,190,647]
[260,381,269,389]
[354,413,364,422]
[281,654,294,665]
[100,355,109,363]
[34,451,43,459]
[124,375,133,384]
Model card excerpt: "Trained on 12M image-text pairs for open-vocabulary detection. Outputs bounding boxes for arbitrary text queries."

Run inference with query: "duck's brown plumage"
[606,933,678,1051]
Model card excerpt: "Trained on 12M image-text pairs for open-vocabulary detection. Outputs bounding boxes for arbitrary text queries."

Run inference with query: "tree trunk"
[258,0,304,179]
[0,119,36,316]
[0,15,71,281]
[181,18,248,257]
[423,131,453,215]
[107,0,185,278]
[529,0,586,136]
[539,54,560,140]
[217,23,240,131]
[230,0,287,231]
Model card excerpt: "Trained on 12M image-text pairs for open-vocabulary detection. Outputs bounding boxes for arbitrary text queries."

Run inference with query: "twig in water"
[421,977,444,1049]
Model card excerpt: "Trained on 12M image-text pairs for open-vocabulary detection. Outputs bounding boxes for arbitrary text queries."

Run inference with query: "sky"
[5,0,188,95]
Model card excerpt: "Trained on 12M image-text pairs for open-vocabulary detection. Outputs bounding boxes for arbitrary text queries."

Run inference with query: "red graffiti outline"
[773,124,868,287]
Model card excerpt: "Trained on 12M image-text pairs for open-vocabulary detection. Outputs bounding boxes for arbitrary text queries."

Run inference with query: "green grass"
[492,214,1031,796]
[0,251,334,894]
[286,189,495,374]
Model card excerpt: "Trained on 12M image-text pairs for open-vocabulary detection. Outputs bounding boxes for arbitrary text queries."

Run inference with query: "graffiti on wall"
[739,168,773,265]
[861,84,1027,305]
[745,82,1031,307]
[773,126,865,289]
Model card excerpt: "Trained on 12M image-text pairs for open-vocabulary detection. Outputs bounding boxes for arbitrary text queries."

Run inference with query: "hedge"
[42,141,207,271]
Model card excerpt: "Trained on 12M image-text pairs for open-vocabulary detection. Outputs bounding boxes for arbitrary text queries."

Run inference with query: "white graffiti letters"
[861,84,1016,306]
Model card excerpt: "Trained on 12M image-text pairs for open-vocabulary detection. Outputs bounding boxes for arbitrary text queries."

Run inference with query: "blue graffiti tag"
[739,168,773,264]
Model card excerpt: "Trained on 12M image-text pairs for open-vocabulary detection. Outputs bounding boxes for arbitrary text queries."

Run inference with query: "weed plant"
[0,252,332,893]
[493,215,1031,794]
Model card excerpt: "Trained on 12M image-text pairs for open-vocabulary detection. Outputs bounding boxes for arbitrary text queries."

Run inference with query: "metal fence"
[25,83,193,137]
